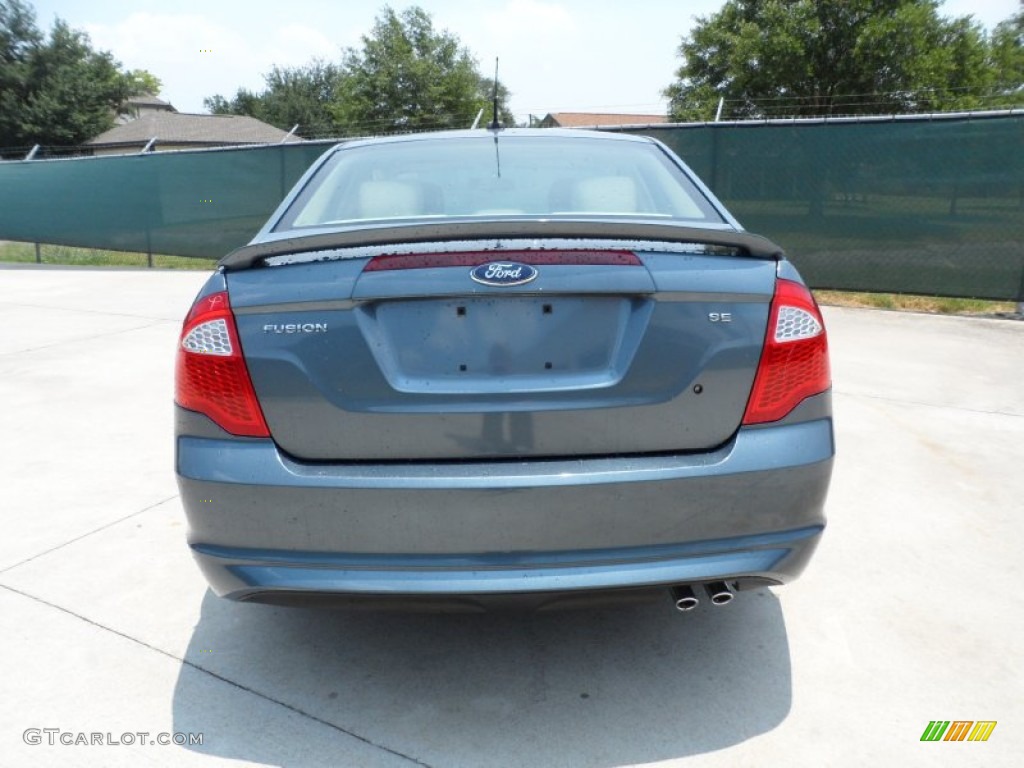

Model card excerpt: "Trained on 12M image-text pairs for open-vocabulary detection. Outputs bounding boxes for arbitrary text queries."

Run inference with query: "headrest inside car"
[358,181,424,219]
[571,176,638,213]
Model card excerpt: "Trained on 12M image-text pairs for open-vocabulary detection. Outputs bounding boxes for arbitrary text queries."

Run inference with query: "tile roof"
[542,112,669,128]
[88,112,301,147]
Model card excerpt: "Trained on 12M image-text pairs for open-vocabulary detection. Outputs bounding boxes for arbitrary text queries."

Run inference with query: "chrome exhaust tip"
[670,585,700,612]
[704,581,734,606]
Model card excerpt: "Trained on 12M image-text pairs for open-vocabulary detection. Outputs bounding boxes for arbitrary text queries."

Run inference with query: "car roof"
[331,127,657,153]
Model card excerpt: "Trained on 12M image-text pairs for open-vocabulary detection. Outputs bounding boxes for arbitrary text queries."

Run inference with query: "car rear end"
[174,130,833,611]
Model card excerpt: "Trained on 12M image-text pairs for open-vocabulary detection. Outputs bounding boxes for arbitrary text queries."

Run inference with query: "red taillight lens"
[742,279,830,425]
[174,291,270,437]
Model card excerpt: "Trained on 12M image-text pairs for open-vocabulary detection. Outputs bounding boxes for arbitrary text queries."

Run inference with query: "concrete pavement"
[0,268,1021,767]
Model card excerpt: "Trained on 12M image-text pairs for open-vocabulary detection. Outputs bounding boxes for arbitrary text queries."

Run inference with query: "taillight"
[742,279,830,425]
[174,291,270,437]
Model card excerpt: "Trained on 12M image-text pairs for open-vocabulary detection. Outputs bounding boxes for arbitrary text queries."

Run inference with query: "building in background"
[538,112,669,128]
[117,94,177,124]
[88,96,301,155]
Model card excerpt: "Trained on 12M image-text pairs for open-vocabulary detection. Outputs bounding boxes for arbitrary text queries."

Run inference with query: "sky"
[29,0,1023,126]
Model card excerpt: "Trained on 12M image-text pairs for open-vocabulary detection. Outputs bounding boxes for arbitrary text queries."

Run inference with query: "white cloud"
[84,14,350,113]
[939,0,1019,28]
[484,0,576,40]
[265,23,345,68]
[85,13,263,111]
[468,0,579,118]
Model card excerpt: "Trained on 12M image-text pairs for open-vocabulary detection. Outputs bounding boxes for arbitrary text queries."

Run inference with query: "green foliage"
[0,0,38,60]
[664,0,999,120]
[125,68,162,97]
[990,10,1024,103]
[204,6,514,138]
[477,76,516,128]
[332,6,513,133]
[19,20,133,145]
[0,0,161,148]
[204,60,344,138]
[0,0,42,146]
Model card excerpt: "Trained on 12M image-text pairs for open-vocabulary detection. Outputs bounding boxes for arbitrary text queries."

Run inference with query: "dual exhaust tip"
[670,582,733,612]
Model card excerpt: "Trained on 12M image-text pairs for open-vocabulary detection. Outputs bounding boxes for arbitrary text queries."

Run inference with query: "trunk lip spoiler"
[218,218,784,272]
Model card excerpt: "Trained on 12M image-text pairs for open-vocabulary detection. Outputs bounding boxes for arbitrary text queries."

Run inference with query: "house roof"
[125,94,175,110]
[542,112,669,128]
[88,112,301,147]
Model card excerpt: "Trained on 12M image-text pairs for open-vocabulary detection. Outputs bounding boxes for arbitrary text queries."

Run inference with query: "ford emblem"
[470,261,538,287]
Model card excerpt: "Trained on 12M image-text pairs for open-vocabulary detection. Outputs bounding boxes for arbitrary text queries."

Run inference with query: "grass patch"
[814,290,1016,315]
[0,241,214,270]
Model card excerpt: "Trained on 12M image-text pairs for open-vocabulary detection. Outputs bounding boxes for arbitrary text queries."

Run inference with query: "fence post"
[34,243,41,263]
[1016,257,1024,316]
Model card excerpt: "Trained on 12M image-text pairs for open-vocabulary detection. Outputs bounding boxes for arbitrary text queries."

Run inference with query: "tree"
[0,0,161,148]
[477,75,515,127]
[990,8,1024,103]
[204,7,513,136]
[664,0,993,121]
[204,59,345,138]
[330,6,513,134]
[126,68,162,97]
[0,0,38,60]
[0,0,42,146]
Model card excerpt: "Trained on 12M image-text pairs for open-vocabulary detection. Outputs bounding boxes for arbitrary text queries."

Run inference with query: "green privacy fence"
[0,140,336,260]
[1,113,1022,300]
[618,112,1024,302]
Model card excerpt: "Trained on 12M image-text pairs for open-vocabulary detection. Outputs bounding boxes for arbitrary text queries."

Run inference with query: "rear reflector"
[364,250,641,271]
[181,318,232,355]
[175,291,270,438]
[742,279,830,425]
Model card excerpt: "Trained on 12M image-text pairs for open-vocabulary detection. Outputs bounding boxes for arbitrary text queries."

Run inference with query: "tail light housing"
[742,278,830,425]
[174,291,270,437]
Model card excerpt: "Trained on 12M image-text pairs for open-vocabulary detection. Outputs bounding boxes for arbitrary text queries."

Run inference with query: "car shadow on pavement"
[172,588,791,767]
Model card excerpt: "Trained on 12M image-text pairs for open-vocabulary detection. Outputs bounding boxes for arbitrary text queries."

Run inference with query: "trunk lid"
[228,245,775,460]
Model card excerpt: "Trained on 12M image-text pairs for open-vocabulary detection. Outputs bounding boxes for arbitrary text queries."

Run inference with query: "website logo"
[920,721,997,742]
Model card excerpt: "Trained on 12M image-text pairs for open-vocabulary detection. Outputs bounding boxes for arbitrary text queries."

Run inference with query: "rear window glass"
[275,135,724,230]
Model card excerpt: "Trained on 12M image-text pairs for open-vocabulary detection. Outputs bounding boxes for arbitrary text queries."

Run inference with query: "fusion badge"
[263,323,328,334]
[470,262,539,287]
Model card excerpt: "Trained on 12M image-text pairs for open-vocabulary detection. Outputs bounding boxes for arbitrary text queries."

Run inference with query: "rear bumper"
[176,418,833,602]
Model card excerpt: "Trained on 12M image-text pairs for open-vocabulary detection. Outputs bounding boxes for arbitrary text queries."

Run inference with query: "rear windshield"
[275,135,724,230]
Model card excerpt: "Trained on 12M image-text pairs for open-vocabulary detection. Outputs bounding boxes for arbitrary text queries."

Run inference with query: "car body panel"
[175,128,834,608]
[177,410,831,601]
[227,251,775,460]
